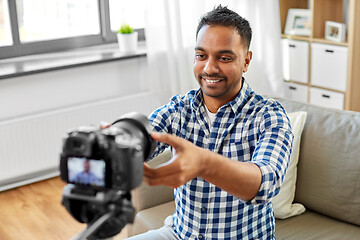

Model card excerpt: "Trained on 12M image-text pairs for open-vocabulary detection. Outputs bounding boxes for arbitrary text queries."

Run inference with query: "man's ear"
[243,51,252,73]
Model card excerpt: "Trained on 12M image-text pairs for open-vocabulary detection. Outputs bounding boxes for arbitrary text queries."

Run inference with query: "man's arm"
[147,95,183,160]
[144,132,262,201]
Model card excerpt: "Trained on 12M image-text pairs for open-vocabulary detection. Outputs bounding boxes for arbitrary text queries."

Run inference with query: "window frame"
[0,0,145,60]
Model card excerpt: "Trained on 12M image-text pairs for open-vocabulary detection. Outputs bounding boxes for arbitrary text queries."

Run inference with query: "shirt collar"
[192,78,253,115]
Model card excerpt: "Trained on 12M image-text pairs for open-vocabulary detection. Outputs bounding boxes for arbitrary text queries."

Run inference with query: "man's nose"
[204,57,219,74]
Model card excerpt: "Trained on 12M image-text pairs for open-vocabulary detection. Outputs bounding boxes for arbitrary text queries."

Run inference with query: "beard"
[196,72,242,100]
[197,72,227,81]
[197,73,229,98]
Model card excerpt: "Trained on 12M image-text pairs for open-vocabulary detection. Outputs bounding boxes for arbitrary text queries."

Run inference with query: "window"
[0,0,145,59]
[16,0,100,42]
[109,0,146,32]
[0,0,12,46]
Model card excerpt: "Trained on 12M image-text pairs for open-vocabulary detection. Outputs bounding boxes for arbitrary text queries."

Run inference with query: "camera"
[60,112,155,191]
[59,112,156,240]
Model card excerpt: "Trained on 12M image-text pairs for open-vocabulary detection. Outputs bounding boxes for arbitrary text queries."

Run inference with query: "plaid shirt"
[149,80,293,240]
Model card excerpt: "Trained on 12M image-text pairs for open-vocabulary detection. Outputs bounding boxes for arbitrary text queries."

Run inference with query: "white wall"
[0,56,173,189]
[0,57,170,121]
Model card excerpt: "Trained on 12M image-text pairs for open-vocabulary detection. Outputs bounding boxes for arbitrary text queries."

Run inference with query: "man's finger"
[143,174,183,188]
[151,132,184,149]
[143,159,180,178]
[143,162,156,177]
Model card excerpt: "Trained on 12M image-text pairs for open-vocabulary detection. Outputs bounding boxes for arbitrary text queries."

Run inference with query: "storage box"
[283,82,308,103]
[309,87,344,110]
[282,39,309,84]
[311,43,348,91]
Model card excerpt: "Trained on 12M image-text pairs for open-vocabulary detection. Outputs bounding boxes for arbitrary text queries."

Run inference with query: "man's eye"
[220,57,232,62]
[196,54,205,59]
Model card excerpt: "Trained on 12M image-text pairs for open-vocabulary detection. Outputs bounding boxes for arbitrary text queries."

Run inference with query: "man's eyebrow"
[218,50,236,55]
[195,48,236,56]
[195,47,236,55]
[195,47,205,51]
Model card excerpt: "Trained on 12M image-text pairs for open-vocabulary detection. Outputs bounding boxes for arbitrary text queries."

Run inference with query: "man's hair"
[196,5,252,49]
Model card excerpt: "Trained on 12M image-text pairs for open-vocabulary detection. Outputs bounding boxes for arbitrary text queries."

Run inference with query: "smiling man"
[127,5,293,240]
[194,24,252,113]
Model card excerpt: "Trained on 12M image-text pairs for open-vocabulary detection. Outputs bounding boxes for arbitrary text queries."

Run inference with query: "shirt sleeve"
[148,95,182,160]
[250,105,294,205]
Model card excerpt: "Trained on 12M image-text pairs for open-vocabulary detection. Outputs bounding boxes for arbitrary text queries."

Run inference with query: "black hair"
[196,5,252,49]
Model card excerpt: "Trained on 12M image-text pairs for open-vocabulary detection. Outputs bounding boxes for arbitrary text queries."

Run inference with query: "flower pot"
[117,32,138,53]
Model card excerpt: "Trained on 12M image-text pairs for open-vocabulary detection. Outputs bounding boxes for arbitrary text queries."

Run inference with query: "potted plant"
[116,24,138,53]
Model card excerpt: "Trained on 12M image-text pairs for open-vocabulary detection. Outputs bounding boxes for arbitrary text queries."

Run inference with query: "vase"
[117,32,138,53]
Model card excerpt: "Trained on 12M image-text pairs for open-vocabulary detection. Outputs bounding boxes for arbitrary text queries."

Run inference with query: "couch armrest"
[132,201,176,235]
[131,149,174,212]
[128,149,174,236]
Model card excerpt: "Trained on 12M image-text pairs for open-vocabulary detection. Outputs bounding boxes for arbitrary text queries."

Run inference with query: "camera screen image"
[68,157,106,187]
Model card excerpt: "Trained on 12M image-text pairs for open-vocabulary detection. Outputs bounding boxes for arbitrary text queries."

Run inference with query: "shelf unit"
[279,0,360,111]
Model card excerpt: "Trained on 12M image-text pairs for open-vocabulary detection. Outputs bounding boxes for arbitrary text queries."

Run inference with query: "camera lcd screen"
[67,157,106,187]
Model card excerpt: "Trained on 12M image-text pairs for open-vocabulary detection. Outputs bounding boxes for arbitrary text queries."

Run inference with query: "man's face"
[194,25,252,109]
[84,160,90,173]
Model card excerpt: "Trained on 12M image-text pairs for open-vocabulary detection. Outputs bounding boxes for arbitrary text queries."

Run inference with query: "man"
[128,5,293,240]
[72,159,100,186]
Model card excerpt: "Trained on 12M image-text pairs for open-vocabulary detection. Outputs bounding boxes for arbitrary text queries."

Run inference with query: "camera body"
[60,112,155,192]
[59,113,156,239]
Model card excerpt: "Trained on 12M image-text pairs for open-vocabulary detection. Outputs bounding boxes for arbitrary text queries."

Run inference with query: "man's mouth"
[202,77,225,86]
[204,79,222,83]
[199,74,226,86]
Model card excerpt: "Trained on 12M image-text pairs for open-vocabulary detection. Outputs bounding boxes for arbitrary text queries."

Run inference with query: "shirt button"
[201,207,207,212]
[198,234,204,239]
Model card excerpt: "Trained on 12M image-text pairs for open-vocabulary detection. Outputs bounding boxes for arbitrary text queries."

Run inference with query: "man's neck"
[203,98,223,113]
[203,91,240,113]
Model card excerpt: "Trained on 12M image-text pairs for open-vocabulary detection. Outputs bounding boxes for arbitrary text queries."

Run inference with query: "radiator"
[0,92,158,191]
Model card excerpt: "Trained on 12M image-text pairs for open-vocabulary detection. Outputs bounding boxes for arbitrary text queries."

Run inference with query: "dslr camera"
[59,112,155,240]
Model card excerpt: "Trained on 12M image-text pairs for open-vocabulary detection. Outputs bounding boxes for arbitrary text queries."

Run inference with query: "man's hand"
[144,132,262,200]
[143,132,209,188]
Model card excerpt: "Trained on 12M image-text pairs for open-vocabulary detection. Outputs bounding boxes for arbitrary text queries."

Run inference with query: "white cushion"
[272,111,307,219]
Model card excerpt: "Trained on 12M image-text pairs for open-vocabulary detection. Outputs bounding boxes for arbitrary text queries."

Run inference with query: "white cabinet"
[280,0,360,112]
[282,39,309,84]
[284,82,308,103]
[309,87,344,110]
[311,43,348,92]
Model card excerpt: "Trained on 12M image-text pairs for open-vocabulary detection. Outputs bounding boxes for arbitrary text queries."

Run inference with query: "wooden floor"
[0,177,127,240]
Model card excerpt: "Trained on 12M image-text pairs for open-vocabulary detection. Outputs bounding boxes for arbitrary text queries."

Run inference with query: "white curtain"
[145,0,284,101]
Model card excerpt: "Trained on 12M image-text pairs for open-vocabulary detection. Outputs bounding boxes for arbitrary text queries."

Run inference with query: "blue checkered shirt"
[148,80,293,240]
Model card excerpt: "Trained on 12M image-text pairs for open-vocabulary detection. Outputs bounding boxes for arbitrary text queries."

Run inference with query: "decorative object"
[116,24,138,53]
[325,21,346,43]
[284,9,311,36]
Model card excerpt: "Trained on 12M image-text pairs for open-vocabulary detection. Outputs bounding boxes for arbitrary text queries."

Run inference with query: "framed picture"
[325,21,346,43]
[284,9,311,36]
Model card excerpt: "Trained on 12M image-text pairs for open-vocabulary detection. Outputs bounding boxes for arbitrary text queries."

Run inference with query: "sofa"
[127,97,360,239]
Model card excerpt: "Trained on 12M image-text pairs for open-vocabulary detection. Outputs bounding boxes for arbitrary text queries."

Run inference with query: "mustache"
[198,73,226,79]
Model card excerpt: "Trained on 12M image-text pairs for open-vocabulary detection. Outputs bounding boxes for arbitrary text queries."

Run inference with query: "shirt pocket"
[221,129,256,161]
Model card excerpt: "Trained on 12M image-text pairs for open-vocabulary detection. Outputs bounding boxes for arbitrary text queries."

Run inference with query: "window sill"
[0,42,147,80]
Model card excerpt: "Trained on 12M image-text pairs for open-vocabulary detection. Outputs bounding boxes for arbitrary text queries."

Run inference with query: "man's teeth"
[205,79,221,83]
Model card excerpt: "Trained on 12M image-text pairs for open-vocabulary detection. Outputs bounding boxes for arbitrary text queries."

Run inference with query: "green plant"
[117,24,134,34]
